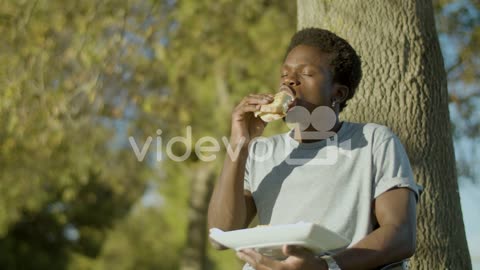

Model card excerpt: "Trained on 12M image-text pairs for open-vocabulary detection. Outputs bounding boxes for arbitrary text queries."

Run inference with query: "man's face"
[280,45,336,112]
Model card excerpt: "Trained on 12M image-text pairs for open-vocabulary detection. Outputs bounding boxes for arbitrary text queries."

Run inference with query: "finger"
[257,106,278,113]
[236,250,249,262]
[236,251,271,270]
[282,245,313,258]
[240,249,278,269]
[235,104,261,114]
[248,93,274,99]
[242,95,274,105]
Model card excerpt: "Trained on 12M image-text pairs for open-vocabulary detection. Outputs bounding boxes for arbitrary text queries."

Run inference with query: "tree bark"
[297,0,471,269]
[179,163,216,270]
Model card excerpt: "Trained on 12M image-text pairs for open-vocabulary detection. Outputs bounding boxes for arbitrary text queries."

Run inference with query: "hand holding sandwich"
[230,93,274,149]
[230,89,295,149]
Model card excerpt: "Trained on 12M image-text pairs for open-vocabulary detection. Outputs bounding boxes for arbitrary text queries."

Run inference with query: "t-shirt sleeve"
[373,134,422,201]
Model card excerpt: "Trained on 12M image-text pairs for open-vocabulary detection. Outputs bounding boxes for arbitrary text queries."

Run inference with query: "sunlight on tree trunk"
[298,0,472,269]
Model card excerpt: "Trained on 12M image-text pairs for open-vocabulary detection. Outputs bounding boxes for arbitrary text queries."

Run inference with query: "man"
[208,28,420,270]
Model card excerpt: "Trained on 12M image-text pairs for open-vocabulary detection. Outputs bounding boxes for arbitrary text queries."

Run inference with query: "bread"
[254,91,294,122]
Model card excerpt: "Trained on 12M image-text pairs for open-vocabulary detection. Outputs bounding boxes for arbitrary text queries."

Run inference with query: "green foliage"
[157,0,297,139]
[0,0,296,268]
[96,0,297,269]
[0,0,157,268]
[97,207,182,270]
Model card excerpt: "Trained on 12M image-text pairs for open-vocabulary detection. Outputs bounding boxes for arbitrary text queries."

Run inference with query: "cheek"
[318,79,335,98]
[305,80,331,102]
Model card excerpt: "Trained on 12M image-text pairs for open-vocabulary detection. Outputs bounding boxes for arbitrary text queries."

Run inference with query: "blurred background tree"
[96,1,297,270]
[0,0,165,269]
[434,0,480,182]
[0,0,477,269]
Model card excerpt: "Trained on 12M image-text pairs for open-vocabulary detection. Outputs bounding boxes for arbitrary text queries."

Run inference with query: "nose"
[282,74,300,87]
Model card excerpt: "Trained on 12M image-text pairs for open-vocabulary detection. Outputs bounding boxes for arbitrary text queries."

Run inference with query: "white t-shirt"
[243,122,420,258]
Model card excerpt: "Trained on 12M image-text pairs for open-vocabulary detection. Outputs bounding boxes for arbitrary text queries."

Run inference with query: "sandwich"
[254,91,295,122]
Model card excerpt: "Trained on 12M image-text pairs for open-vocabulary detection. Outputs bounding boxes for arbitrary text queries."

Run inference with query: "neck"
[291,119,343,143]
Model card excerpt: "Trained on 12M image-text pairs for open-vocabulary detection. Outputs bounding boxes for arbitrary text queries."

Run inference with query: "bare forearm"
[208,146,249,231]
[333,224,415,270]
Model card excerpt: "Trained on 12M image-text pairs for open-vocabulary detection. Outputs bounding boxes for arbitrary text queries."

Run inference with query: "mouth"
[279,85,296,112]
[279,85,296,97]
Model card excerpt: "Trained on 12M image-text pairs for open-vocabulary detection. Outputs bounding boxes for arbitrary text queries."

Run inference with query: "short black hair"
[285,28,362,111]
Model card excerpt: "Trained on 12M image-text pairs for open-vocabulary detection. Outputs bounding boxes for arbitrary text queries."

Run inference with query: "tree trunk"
[297,1,471,269]
[179,163,216,270]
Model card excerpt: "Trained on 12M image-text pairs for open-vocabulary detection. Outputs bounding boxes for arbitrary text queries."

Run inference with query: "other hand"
[236,245,327,270]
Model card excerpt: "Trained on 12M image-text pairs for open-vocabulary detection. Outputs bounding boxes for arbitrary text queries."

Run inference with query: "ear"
[332,84,349,103]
